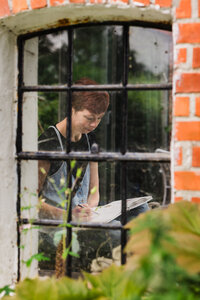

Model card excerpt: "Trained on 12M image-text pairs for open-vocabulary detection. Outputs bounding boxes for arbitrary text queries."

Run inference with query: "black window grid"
[16,21,172,280]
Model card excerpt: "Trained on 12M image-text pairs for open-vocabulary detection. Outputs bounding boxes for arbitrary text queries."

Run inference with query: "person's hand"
[72,203,92,222]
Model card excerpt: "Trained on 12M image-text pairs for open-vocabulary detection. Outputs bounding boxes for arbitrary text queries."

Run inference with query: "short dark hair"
[72,78,109,114]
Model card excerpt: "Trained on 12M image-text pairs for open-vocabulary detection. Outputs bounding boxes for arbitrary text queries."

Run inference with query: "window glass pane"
[124,162,171,206]
[38,227,121,277]
[128,27,173,84]
[73,26,123,84]
[23,31,69,86]
[23,37,39,86]
[22,92,67,151]
[127,90,172,152]
[85,91,123,152]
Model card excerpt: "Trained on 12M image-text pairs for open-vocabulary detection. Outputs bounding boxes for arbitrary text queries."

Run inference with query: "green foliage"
[0,285,14,297]
[3,201,200,300]
[22,253,50,268]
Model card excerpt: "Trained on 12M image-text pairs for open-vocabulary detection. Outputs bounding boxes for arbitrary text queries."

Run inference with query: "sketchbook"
[90,196,152,224]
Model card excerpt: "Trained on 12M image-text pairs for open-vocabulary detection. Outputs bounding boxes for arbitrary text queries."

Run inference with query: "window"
[17,22,172,279]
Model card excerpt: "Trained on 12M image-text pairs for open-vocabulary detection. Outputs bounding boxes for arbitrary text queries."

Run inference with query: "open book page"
[90,196,152,224]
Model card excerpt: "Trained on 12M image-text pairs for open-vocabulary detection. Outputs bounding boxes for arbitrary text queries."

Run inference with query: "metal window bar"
[17,36,25,282]
[16,22,172,280]
[65,27,73,277]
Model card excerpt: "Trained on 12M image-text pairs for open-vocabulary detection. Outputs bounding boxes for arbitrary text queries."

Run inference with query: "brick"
[90,0,103,3]
[50,0,64,5]
[177,23,200,44]
[0,0,10,18]
[193,48,200,69]
[175,146,183,166]
[176,73,200,93]
[110,0,129,3]
[31,0,47,9]
[69,0,85,3]
[175,171,200,190]
[174,197,183,202]
[12,0,28,13]
[175,48,187,64]
[195,97,200,116]
[155,0,172,7]
[174,97,189,116]
[133,0,150,4]
[199,0,200,17]
[191,197,200,203]
[176,0,191,18]
[192,147,200,167]
[176,122,200,141]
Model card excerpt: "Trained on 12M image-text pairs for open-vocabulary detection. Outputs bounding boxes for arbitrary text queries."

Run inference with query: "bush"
[2,201,200,300]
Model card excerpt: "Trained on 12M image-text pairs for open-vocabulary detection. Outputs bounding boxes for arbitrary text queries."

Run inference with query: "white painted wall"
[0,27,18,286]
[0,3,172,286]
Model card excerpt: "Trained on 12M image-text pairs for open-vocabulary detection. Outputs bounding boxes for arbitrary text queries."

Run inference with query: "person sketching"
[38,78,109,222]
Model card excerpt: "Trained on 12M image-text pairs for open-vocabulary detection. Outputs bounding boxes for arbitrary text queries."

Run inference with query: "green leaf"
[0,285,15,296]
[69,251,80,258]
[62,248,69,260]
[84,264,126,299]
[70,160,76,169]
[40,167,46,175]
[90,186,97,195]
[18,245,25,249]
[21,205,34,211]
[22,253,50,267]
[76,168,82,178]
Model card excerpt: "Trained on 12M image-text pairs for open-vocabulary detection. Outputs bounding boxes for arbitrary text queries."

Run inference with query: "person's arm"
[87,162,99,207]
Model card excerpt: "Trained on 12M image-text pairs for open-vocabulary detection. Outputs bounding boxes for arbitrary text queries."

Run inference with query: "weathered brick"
[50,0,64,6]
[155,0,172,7]
[174,96,189,116]
[90,0,103,3]
[31,0,47,9]
[0,0,10,18]
[12,0,28,13]
[195,97,200,117]
[177,23,200,44]
[176,73,200,93]
[191,197,200,203]
[70,0,85,3]
[175,146,183,166]
[176,0,191,18]
[174,197,183,202]
[110,0,129,3]
[90,0,102,3]
[192,147,200,167]
[193,48,200,68]
[133,0,150,5]
[199,0,200,17]
[175,48,187,64]
[175,121,200,141]
[175,171,200,190]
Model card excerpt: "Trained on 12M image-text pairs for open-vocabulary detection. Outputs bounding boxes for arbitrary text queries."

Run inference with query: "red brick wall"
[0,0,172,17]
[0,0,199,203]
[174,0,200,203]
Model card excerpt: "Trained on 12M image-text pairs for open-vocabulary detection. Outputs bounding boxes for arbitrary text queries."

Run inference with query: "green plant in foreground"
[2,201,200,300]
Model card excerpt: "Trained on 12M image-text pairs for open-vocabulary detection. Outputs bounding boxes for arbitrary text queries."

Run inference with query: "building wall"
[0,0,199,285]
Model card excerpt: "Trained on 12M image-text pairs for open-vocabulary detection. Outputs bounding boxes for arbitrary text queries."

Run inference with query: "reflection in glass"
[128,27,172,84]
[38,227,120,276]
[37,92,67,137]
[24,31,69,86]
[38,31,68,85]
[127,90,172,152]
[73,26,123,84]
[93,91,122,152]
[37,158,170,276]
